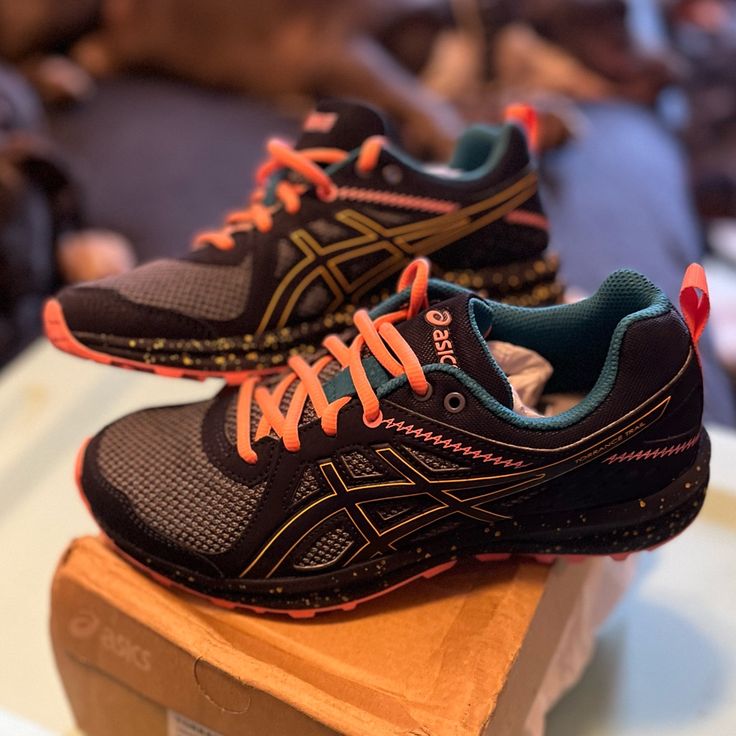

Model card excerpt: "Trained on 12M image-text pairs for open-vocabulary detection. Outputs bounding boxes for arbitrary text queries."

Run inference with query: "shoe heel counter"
[494,124,532,180]
[499,126,549,253]
[608,307,704,473]
[663,305,705,432]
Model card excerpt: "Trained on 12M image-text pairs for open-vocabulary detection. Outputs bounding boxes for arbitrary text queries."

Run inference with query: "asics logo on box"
[68,608,100,639]
[100,627,152,672]
[425,309,457,365]
[68,607,152,672]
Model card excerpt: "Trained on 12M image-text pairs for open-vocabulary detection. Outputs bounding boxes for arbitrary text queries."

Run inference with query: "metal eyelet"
[443,392,466,413]
[382,164,403,185]
[317,184,338,202]
[413,383,433,401]
[363,410,384,428]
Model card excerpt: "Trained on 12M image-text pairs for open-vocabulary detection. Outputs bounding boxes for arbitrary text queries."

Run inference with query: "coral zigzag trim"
[336,187,458,214]
[383,417,528,469]
[603,433,700,464]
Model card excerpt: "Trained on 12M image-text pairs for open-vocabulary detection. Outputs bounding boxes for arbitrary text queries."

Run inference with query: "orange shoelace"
[196,136,386,250]
[236,258,431,463]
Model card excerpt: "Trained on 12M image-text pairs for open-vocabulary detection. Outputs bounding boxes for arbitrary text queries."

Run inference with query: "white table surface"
[0,340,734,735]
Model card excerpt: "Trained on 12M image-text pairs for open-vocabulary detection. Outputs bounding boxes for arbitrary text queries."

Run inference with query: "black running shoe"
[45,99,559,381]
[76,260,710,616]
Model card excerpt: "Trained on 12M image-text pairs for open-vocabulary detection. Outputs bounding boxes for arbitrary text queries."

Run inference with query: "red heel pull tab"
[679,263,709,352]
[504,103,539,154]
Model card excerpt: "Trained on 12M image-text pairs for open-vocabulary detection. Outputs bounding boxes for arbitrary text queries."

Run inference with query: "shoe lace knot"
[236,258,431,463]
[196,135,385,249]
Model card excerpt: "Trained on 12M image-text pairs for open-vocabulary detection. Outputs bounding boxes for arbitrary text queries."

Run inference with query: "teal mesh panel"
[487,269,670,395]
[377,269,673,431]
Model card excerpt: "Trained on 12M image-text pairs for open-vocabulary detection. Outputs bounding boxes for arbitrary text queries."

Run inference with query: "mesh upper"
[341,450,380,478]
[293,281,332,319]
[405,446,468,471]
[375,499,415,520]
[291,465,327,508]
[294,526,354,569]
[81,255,253,321]
[292,511,359,569]
[361,495,443,533]
[97,400,265,555]
[306,218,352,242]
[275,238,302,278]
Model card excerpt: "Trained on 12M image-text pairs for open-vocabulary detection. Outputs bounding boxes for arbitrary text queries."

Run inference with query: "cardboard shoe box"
[51,536,633,736]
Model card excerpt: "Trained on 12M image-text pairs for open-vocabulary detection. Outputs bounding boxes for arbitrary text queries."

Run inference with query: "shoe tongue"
[295,99,392,152]
[395,294,515,409]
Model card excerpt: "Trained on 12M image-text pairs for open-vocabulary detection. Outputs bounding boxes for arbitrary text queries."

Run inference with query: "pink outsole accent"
[474,553,512,562]
[43,298,281,384]
[72,439,653,620]
[475,552,632,566]
[74,439,92,514]
[504,210,549,231]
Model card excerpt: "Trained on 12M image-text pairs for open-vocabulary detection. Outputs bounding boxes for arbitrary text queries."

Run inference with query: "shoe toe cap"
[55,282,214,340]
[78,400,263,577]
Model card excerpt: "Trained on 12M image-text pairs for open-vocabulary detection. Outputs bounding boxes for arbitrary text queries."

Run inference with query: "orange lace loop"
[397,257,430,314]
[356,135,385,173]
[195,135,386,249]
[236,257,432,463]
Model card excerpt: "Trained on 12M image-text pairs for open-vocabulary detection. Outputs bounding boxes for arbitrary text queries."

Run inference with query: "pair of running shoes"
[45,100,711,617]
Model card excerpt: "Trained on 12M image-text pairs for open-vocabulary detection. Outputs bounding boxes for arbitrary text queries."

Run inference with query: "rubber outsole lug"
[43,298,279,384]
[474,553,512,562]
